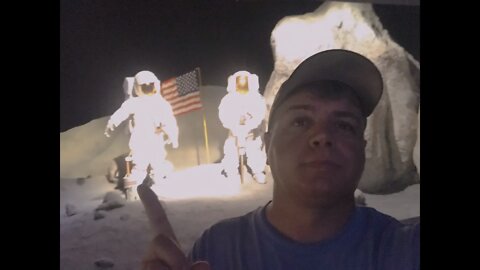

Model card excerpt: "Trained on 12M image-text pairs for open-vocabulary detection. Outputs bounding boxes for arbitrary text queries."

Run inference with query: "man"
[138,50,419,269]
[105,70,179,200]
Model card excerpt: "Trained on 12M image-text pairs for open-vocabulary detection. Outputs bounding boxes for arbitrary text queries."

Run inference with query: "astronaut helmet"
[227,70,259,95]
[133,70,161,96]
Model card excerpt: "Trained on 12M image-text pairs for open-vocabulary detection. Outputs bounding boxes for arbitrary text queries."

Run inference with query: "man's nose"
[308,126,333,148]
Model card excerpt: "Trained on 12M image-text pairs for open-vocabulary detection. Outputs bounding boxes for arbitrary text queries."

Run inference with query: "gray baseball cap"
[269,49,383,124]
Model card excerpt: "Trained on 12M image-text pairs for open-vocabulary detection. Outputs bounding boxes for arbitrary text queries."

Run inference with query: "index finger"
[137,183,178,242]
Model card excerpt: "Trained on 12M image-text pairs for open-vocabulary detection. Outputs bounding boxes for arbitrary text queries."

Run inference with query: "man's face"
[265,86,366,206]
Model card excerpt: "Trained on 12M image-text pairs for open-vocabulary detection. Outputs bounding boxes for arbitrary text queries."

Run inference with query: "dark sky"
[60,0,419,132]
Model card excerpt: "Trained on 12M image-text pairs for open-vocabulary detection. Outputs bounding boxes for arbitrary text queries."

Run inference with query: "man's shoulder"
[207,207,261,234]
[192,206,264,247]
[359,207,420,269]
[358,206,408,225]
[357,206,419,237]
[357,206,419,249]
[189,207,263,260]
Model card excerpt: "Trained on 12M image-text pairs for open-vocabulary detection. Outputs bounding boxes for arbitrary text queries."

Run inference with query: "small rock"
[103,190,125,204]
[120,214,130,221]
[94,257,114,268]
[96,191,126,211]
[65,203,77,217]
[94,210,107,220]
[76,177,86,185]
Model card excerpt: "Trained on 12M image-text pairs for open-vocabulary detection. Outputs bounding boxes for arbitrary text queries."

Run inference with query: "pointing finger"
[137,183,177,242]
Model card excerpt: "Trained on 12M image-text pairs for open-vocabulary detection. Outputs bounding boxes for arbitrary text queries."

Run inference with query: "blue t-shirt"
[189,203,419,270]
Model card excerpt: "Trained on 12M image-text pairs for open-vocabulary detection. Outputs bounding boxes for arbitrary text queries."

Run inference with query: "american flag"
[160,68,203,116]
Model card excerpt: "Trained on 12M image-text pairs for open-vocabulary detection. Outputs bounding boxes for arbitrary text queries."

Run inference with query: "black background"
[60,0,419,132]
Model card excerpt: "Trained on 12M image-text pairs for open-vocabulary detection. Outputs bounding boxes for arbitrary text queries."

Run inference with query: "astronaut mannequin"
[218,71,267,184]
[105,70,179,200]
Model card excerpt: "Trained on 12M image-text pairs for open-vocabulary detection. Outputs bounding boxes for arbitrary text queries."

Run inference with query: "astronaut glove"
[104,122,115,138]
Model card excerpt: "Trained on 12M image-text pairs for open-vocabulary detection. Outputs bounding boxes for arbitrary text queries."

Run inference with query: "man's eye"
[292,117,311,128]
[336,121,356,134]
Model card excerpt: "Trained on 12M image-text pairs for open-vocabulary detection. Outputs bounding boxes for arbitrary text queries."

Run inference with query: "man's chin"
[298,190,355,208]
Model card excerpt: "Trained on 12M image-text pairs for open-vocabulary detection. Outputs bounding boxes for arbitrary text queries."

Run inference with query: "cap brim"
[271,49,383,117]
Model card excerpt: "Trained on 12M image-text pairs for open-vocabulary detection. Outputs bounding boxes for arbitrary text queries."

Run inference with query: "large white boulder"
[263,1,420,193]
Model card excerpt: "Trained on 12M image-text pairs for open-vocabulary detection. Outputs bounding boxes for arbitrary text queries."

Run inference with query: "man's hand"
[137,184,210,270]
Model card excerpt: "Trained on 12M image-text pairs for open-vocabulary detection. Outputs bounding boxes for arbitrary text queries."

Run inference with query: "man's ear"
[264,132,271,165]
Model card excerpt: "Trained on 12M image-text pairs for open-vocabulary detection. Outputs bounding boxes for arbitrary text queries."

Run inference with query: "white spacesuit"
[105,70,179,199]
[218,71,267,184]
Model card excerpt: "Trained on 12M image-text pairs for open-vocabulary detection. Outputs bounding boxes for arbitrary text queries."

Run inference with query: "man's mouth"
[301,160,341,169]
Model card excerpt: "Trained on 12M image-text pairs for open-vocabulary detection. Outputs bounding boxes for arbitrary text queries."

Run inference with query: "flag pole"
[197,68,211,163]
[202,113,211,163]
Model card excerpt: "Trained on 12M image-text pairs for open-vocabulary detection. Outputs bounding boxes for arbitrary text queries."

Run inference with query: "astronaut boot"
[253,172,266,184]
[123,177,139,201]
[125,187,139,201]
